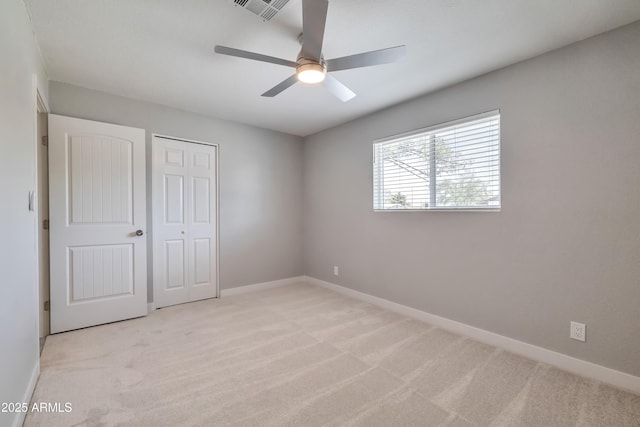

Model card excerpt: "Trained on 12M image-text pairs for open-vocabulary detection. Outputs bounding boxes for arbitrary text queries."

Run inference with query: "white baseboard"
[11,360,40,427]
[220,276,305,297]
[304,276,640,395]
[147,302,156,313]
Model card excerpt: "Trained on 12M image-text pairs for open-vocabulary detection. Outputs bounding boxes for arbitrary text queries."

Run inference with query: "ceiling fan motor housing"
[296,58,327,84]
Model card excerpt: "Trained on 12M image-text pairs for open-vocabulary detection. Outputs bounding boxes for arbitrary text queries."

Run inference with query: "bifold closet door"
[153,136,218,308]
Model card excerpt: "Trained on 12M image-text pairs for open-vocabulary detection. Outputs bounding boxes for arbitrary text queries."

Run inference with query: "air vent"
[231,0,291,22]
[260,7,278,21]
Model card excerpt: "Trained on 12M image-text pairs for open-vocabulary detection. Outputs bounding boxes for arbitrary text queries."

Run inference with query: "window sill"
[373,208,501,213]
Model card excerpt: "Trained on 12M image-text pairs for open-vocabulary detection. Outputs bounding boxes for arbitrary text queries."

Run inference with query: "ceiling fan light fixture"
[296,63,326,84]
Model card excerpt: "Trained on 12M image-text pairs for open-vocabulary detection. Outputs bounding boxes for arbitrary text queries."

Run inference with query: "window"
[373,111,500,211]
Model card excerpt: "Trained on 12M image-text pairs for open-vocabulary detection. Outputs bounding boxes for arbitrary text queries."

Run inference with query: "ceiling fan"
[214,0,406,102]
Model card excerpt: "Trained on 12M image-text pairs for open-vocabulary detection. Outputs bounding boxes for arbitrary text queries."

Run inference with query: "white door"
[49,115,147,333]
[153,135,218,308]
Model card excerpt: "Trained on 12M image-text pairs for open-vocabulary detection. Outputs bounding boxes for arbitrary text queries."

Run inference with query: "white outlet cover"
[570,321,586,342]
[333,266,339,276]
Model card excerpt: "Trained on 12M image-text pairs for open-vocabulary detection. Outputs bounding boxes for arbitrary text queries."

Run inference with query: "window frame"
[372,110,501,212]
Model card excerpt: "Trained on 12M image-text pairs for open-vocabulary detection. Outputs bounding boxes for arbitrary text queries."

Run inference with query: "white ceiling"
[24,0,640,136]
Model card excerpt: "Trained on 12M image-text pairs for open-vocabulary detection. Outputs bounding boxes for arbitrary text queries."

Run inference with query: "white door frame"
[151,134,220,304]
[33,79,49,341]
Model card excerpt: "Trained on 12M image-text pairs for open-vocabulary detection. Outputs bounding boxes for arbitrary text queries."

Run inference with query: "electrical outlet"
[333,266,339,276]
[570,321,586,342]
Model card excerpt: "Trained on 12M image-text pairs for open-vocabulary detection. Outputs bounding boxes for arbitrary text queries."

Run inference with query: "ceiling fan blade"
[323,74,356,102]
[215,45,297,68]
[262,74,299,97]
[301,0,329,61]
[326,45,406,72]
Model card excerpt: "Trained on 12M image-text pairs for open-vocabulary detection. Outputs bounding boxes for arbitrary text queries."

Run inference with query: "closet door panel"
[153,136,217,308]
[187,143,217,302]
[153,138,188,308]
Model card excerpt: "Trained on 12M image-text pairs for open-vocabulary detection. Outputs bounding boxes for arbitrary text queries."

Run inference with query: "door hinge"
[44,300,50,311]
[43,219,49,230]
[41,135,48,146]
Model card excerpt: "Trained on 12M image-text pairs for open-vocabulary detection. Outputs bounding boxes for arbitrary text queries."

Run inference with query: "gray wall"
[0,1,49,425]
[303,22,640,376]
[50,82,304,297]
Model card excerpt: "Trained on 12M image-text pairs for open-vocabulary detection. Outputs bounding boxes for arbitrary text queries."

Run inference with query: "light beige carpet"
[26,283,640,426]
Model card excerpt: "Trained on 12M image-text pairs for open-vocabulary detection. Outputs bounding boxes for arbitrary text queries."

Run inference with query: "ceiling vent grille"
[231,0,291,22]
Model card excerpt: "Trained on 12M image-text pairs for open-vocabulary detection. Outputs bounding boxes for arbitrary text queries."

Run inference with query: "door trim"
[33,78,49,342]
[151,134,220,302]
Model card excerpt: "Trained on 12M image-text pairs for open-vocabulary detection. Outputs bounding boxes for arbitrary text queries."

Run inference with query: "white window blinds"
[373,111,500,210]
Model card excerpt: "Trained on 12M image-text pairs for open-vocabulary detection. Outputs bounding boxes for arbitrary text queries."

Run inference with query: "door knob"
[136,229,144,236]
